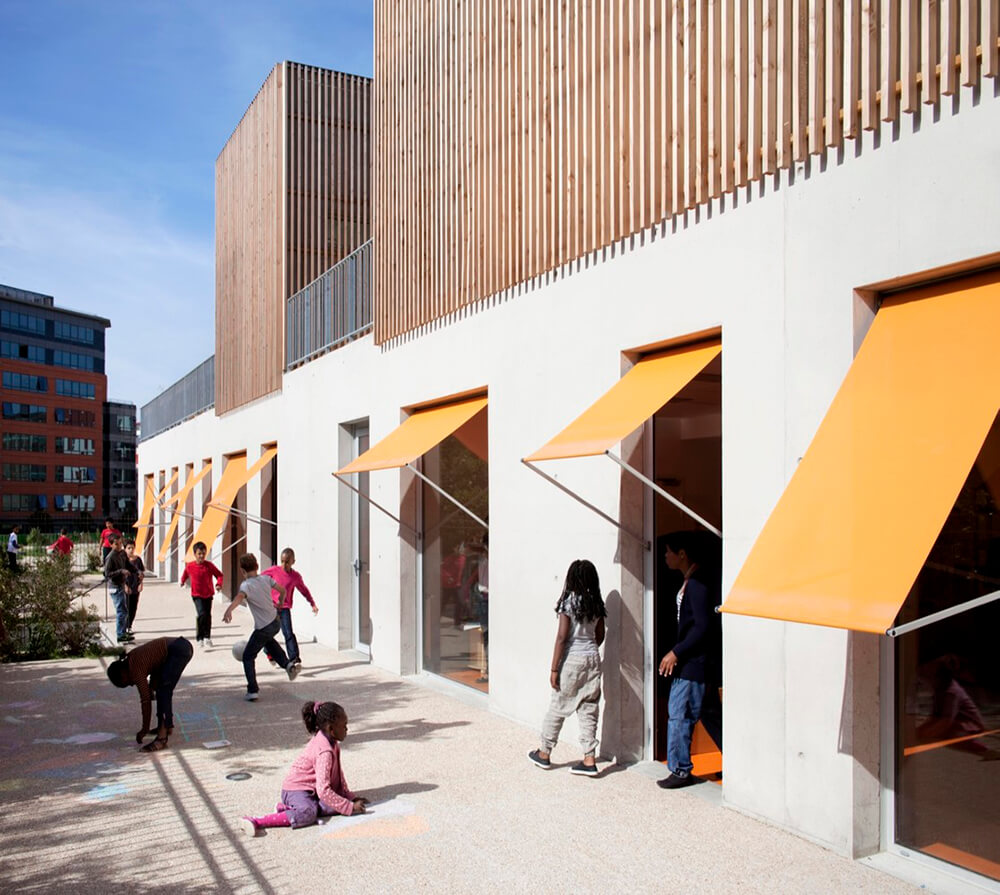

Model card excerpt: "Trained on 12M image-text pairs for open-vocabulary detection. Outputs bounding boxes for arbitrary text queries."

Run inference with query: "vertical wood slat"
[881,0,900,120]
[923,0,941,104]
[371,0,1000,343]
[900,0,919,111]
[941,0,959,94]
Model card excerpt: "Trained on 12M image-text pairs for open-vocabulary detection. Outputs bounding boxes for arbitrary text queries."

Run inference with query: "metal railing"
[140,355,215,441]
[286,239,372,369]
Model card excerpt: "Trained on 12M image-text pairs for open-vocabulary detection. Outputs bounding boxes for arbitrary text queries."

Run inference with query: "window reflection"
[895,414,1000,881]
[421,407,489,692]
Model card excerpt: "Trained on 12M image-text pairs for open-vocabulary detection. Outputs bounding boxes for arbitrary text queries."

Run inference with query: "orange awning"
[337,397,488,474]
[524,341,721,462]
[158,462,212,563]
[185,448,277,560]
[723,272,1000,634]
[134,471,179,554]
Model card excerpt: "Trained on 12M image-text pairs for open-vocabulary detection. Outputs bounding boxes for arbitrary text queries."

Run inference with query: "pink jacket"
[262,565,316,610]
[281,731,357,815]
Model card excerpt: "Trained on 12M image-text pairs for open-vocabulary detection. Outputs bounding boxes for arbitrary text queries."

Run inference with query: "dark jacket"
[672,573,721,683]
[104,549,131,588]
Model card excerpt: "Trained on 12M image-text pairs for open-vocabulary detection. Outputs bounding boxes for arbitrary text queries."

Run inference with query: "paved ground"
[0,576,919,894]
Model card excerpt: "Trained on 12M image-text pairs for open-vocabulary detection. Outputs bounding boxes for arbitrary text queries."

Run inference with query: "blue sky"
[0,0,373,412]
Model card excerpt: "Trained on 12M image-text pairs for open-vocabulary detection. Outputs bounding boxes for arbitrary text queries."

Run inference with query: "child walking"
[528,559,607,777]
[180,541,223,647]
[223,553,299,700]
[263,547,318,669]
[124,539,146,635]
[240,700,367,836]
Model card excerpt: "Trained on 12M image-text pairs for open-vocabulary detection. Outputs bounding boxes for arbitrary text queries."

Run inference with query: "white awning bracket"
[605,450,722,538]
[332,473,420,539]
[885,589,1000,637]
[406,463,489,531]
[522,459,649,551]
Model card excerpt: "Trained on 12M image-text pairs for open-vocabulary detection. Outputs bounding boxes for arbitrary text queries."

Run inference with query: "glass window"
[55,466,96,483]
[2,402,46,422]
[53,350,97,371]
[0,341,43,362]
[53,407,96,427]
[2,463,46,482]
[1,493,43,512]
[54,321,95,344]
[2,433,46,452]
[420,407,490,693]
[1,309,46,335]
[116,414,134,432]
[55,378,95,400]
[894,412,1000,881]
[2,371,47,392]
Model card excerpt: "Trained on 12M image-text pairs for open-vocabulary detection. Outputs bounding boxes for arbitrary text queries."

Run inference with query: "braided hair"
[555,559,606,623]
[106,650,130,688]
[302,700,344,734]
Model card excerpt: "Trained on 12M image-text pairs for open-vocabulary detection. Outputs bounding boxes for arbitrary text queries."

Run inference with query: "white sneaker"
[240,817,259,837]
[244,692,259,701]
[205,638,214,647]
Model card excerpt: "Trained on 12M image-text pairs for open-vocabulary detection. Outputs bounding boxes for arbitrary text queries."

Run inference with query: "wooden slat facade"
[216,63,372,415]
[373,0,1000,343]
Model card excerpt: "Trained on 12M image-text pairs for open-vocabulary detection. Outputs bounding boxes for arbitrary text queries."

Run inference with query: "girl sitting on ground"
[527,559,607,777]
[240,700,367,836]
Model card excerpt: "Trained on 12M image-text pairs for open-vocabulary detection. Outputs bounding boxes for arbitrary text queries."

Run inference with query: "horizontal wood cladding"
[373,0,1000,343]
[216,63,372,415]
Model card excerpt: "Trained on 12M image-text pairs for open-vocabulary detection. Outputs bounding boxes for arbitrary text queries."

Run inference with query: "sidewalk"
[0,576,918,894]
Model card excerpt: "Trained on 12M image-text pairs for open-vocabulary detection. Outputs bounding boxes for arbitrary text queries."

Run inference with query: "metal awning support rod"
[208,503,276,526]
[332,473,419,539]
[211,533,248,563]
[406,464,489,531]
[605,450,722,538]
[886,589,1000,637]
[522,459,649,551]
[160,506,204,524]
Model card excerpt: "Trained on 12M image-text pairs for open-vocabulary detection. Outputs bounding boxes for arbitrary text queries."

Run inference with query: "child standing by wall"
[222,553,298,700]
[263,547,318,669]
[240,700,367,836]
[180,541,223,648]
[124,539,146,636]
[527,559,607,777]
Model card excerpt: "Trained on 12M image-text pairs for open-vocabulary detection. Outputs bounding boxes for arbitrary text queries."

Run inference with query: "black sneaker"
[657,772,700,789]
[527,749,551,770]
[569,762,600,777]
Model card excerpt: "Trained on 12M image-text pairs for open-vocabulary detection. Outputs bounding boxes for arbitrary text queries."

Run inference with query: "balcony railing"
[139,355,215,442]
[286,239,372,370]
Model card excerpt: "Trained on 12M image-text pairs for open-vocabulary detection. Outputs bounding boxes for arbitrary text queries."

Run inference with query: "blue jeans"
[667,677,706,776]
[243,618,288,694]
[265,608,300,664]
[110,586,128,639]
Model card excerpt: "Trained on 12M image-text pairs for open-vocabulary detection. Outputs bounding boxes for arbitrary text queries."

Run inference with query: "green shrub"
[86,550,102,573]
[0,556,100,661]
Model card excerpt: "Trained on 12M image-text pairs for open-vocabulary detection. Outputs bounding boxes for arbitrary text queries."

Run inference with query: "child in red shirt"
[180,540,224,648]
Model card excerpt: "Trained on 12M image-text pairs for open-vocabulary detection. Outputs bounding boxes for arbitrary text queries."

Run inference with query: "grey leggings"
[540,654,602,757]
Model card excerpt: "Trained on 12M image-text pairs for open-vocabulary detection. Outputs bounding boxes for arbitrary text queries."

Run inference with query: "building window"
[2,371,47,392]
[111,469,136,487]
[55,466,96,483]
[116,414,134,432]
[54,407,97,427]
[1,463,46,482]
[55,494,96,512]
[2,402,46,422]
[2,433,46,452]
[53,350,97,371]
[55,379,95,400]
[53,321,95,344]
[54,437,95,455]
[115,443,134,461]
[1,494,44,512]
[1,309,46,336]
[1,341,46,363]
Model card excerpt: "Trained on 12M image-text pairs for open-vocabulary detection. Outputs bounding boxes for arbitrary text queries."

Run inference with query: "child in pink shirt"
[263,547,318,668]
[240,700,366,835]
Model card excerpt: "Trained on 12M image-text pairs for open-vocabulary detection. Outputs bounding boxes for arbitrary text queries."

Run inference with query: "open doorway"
[651,353,722,775]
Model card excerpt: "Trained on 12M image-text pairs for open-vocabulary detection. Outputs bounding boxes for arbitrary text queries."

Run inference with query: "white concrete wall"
[139,94,1000,857]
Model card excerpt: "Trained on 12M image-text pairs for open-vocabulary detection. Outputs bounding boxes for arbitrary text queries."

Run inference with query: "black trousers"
[192,597,213,641]
[155,637,194,729]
